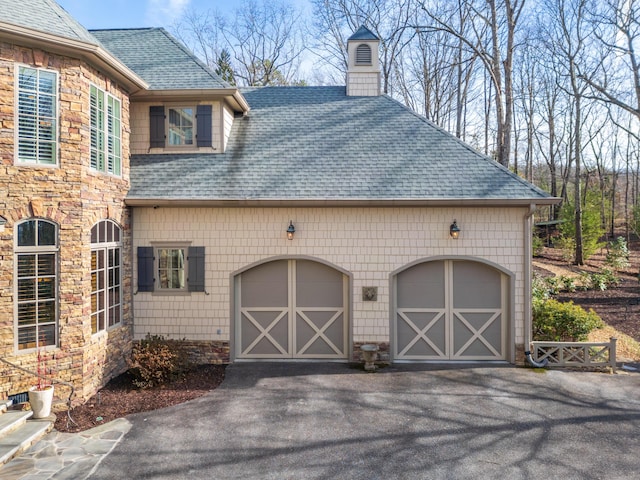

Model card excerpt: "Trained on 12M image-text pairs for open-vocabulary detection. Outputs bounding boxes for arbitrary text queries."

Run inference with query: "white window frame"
[14,219,59,352]
[166,105,196,147]
[91,220,123,335]
[15,65,58,166]
[154,243,190,294]
[90,84,122,175]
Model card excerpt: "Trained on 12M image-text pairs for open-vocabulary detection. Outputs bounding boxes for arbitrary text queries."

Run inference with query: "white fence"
[530,337,617,372]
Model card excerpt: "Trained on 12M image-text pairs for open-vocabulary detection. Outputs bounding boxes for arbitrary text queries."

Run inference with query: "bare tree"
[310,0,417,93]
[173,0,307,86]
[419,0,526,167]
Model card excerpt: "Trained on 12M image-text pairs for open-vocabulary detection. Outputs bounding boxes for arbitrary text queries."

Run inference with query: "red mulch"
[55,364,225,433]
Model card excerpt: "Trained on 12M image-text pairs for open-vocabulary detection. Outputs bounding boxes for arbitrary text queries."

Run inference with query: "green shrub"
[558,198,605,262]
[559,275,577,292]
[532,273,550,302]
[532,235,544,257]
[532,298,604,342]
[605,236,630,271]
[588,268,618,291]
[128,334,189,389]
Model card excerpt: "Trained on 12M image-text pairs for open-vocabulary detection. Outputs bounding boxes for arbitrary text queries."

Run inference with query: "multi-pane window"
[15,219,58,350]
[91,220,122,334]
[90,85,121,175]
[168,107,194,146]
[157,248,186,290]
[16,66,57,165]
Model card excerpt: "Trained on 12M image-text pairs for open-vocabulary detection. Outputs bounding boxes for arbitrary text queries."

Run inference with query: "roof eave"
[125,197,561,208]
[131,88,250,113]
[0,22,148,92]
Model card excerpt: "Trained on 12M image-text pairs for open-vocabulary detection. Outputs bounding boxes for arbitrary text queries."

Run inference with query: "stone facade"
[0,41,133,405]
[132,206,530,364]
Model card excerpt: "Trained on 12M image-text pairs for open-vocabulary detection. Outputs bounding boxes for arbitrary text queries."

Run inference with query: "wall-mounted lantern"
[286,220,296,240]
[449,220,461,239]
[0,215,6,233]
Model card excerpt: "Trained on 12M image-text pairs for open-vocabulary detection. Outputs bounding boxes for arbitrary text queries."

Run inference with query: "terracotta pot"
[28,385,54,419]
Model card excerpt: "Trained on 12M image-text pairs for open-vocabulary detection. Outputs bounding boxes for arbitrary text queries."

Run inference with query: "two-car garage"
[235,258,510,362]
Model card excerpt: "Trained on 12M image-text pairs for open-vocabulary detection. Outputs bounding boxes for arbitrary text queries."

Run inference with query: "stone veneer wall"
[132,206,530,365]
[0,42,133,405]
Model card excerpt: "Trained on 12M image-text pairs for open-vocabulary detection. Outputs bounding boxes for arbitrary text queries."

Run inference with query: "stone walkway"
[0,418,131,480]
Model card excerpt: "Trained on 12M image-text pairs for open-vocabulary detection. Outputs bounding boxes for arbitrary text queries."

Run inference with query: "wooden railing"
[530,337,617,372]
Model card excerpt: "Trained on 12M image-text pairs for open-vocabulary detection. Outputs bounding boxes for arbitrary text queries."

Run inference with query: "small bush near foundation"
[128,335,189,389]
[532,298,604,342]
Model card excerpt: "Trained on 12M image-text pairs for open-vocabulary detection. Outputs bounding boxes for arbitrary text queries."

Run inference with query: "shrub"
[558,198,605,262]
[532,298,604,342]
[128,334,189,389]
[532,235,544,257]
[558,275,577,293]
[605,236,630,271]
[588,268,618,291]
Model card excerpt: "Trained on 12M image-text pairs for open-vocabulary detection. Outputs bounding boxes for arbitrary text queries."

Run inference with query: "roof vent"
[355,44,372,65]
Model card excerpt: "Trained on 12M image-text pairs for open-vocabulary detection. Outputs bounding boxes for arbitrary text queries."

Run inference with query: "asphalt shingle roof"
[0,0,98,44]
[128,86,552,203]
[348,25,379,41]
[90,28,229,90]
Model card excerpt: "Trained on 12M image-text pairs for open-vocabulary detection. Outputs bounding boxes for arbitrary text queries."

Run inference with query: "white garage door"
[236,259,349,359]
[394,260,507,361]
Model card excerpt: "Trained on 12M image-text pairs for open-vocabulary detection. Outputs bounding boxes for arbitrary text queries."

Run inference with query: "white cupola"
[346,25,381,96]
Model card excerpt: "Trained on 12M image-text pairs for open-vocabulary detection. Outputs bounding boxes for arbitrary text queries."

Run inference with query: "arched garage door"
[394,260,508,361]
[235,259,349,359]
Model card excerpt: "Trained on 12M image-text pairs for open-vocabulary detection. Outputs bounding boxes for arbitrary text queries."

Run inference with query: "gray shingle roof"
[0,0,98,44]
[90,28,229,90]
[128,86,553,203]
[348,25,379,41]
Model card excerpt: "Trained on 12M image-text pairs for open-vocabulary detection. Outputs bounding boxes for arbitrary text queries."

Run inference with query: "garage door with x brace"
[394,260,507,361]
[236,259,349,359]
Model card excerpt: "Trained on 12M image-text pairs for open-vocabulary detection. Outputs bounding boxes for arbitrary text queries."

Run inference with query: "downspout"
[523,203,548,368]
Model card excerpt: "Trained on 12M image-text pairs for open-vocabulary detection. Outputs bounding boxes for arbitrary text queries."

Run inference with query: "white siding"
[132,206,529,356]
[129,101,222,154]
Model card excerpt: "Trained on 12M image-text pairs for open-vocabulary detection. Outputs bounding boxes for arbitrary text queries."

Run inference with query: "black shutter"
[149,106,165,148]
[188,246,205,292]
[137,247,155,292]
[196,105,212,147]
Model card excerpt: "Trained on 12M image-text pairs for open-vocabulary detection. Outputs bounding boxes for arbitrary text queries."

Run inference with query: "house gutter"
[124,197,561,208]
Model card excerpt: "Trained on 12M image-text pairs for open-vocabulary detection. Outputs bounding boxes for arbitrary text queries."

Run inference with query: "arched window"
[15,219,58,350]
[356,44,372,65]
[91,220,122,334]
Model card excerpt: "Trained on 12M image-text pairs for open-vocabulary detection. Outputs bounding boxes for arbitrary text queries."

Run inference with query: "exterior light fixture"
[450,220,461,239]
[0,215,6,233]
[286,220,296,240]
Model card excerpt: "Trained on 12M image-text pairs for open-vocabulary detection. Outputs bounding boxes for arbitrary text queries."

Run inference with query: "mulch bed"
[55,364,225,433]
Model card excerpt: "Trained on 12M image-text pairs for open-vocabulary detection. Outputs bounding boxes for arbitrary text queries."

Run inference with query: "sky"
[57,0,310,30]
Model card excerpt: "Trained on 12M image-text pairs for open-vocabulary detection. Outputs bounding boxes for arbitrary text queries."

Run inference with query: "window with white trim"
[168,107,194,146]
[157,247,187,291]
[91,220,122,334]
[90,85,121,175]
[15,219,58,350]
[16,66,58,165]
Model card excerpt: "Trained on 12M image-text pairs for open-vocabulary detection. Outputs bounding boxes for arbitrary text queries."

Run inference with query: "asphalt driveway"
[89,363,640,479]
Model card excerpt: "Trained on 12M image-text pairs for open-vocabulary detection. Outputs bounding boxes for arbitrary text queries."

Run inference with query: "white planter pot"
[28,385,54,419]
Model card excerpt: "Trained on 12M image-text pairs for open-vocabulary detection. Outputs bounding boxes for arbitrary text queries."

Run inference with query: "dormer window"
[168,107,194,146]
[355,44,372,65]
[150,105,212,149]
